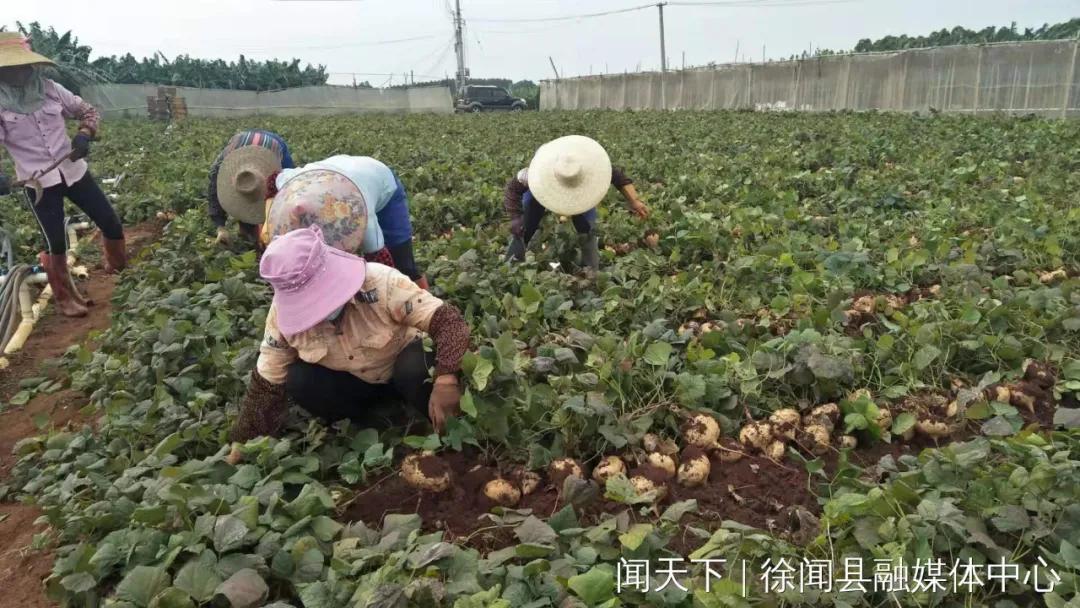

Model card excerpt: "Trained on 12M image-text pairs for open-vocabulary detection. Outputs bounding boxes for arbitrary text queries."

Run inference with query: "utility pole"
[453,0,467,92]
[657,2,668,72]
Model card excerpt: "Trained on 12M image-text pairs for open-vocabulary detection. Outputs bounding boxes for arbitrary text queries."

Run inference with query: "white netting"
[540,40,1080,117]
[80,84,454,118]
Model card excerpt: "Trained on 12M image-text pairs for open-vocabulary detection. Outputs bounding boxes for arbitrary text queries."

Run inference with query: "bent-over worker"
[0,33,126,318]
[209,129,294,245]
[228,225,469,443]
[505,135,648,271]
[260,155,428,289]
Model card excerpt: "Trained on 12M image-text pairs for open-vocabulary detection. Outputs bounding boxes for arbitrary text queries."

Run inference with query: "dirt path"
[0,222,161,608]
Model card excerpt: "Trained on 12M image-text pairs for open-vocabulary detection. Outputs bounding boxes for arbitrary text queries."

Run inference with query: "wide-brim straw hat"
[266,169,369,254]
[527,135,612,216]
[217,146,282,224]
[260,225,367,337]
[0,33,55,68]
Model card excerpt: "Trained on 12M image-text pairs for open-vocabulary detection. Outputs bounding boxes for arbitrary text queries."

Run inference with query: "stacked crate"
[146,87,188,121]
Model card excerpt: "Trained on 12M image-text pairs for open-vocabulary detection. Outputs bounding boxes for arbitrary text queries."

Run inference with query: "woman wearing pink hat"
[228,225,470,442]
[0,33,126,318]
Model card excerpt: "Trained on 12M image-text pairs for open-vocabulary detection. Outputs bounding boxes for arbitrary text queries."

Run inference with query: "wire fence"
[541,39,1080,117]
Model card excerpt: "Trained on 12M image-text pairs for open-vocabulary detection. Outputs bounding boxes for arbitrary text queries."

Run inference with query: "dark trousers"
[24,171,124,255]
[521,190,595,243]
[285,339,434,424]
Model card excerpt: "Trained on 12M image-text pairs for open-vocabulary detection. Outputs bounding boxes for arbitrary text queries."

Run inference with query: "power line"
[471,0,858,23]
[470,3,655,24]
[243,34,444,51]
[668,0,862,6]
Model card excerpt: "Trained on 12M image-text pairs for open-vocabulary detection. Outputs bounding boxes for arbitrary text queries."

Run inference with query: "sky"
[6,0,1078,85]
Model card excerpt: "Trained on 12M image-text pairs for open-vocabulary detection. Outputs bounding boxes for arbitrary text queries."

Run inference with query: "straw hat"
[0,33,55,68]
[527,135,612,216]
[260,225,367,337]
[266,169,369,254]
[217,147,282,224]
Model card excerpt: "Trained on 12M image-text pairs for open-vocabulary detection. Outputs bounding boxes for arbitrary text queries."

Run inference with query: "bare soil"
[0,504,55,608]
[0,222,161,608]
[341,447,823,554]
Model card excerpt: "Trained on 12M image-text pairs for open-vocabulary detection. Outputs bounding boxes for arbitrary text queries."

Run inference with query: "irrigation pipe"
[0,219,93,363]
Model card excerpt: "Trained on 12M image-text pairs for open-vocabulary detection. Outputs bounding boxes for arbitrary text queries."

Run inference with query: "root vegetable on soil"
[549,458,585,488]
[520,471,542,496]
[768,409,801,441]
[677,447,711,487]
[838,435,858,450]
[739,421,773,451]
[483,479,522,507]
[764,440,786,462]
[645,452,677,480]
[916,420,952,439]
[591,456,627,483]
[804,403,840,432]
[401,453,452,493]
[797,424,831,456]
[874,406,893,431]
[629,475,668,502]
[682,413,721,448]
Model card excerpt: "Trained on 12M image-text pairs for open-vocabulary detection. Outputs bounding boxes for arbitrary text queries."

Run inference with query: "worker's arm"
[229,307,297,442]
[54,81,99,161]
[611,167,648,219]
[0,124,8,196]
[387,271,470,431]
[504,173,529,237]
[207,151,230,231]
[54,81,100,138]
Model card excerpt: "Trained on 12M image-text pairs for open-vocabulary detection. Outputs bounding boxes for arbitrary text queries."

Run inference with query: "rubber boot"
[103,237,127,274]
[42,254,88,318]
[578,232,600,273]
[39,252,93,307]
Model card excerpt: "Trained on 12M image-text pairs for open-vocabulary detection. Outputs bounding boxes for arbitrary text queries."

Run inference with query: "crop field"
[1,110,1079,607]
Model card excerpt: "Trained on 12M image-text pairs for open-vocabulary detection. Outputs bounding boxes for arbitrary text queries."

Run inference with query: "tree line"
[9,22,328,93]
[847,18,1080,54]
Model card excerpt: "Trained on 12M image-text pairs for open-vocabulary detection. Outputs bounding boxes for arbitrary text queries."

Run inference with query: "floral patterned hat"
[265,169,368,254]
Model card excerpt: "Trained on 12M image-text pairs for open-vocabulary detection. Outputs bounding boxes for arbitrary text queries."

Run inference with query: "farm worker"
[262,155,429,289]
[209,129,294,245]
[227,225,469,443]
[0,33,126,319]
[504,135,648,271]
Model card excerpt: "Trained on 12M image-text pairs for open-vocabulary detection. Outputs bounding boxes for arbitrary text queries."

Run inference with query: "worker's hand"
[215,226,231,245]
[0,174,10,197]
[628,199,650,219]
[428,375,461,433]
[414,275,430,291]
[225,443,244,465]
[70,132,92,161]
[506,235,526,262]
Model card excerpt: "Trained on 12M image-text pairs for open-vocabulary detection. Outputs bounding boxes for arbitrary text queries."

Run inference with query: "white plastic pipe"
[3,224,91,355]
[5,277,55,354]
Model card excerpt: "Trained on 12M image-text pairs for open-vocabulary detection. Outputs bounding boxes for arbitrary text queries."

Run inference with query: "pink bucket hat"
[260,225,367,337]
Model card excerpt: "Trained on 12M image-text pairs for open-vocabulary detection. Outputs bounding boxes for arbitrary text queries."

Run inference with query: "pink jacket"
[0,79,100,188]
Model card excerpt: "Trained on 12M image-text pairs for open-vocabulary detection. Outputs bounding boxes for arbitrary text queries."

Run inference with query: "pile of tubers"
[398,367,1052,508]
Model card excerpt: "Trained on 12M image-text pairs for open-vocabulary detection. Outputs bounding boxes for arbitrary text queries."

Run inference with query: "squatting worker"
[228,225,469,444]
[261,155,429,289]
[505,135,648,272]
[0,33,126,319]
[210,129,295,245]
